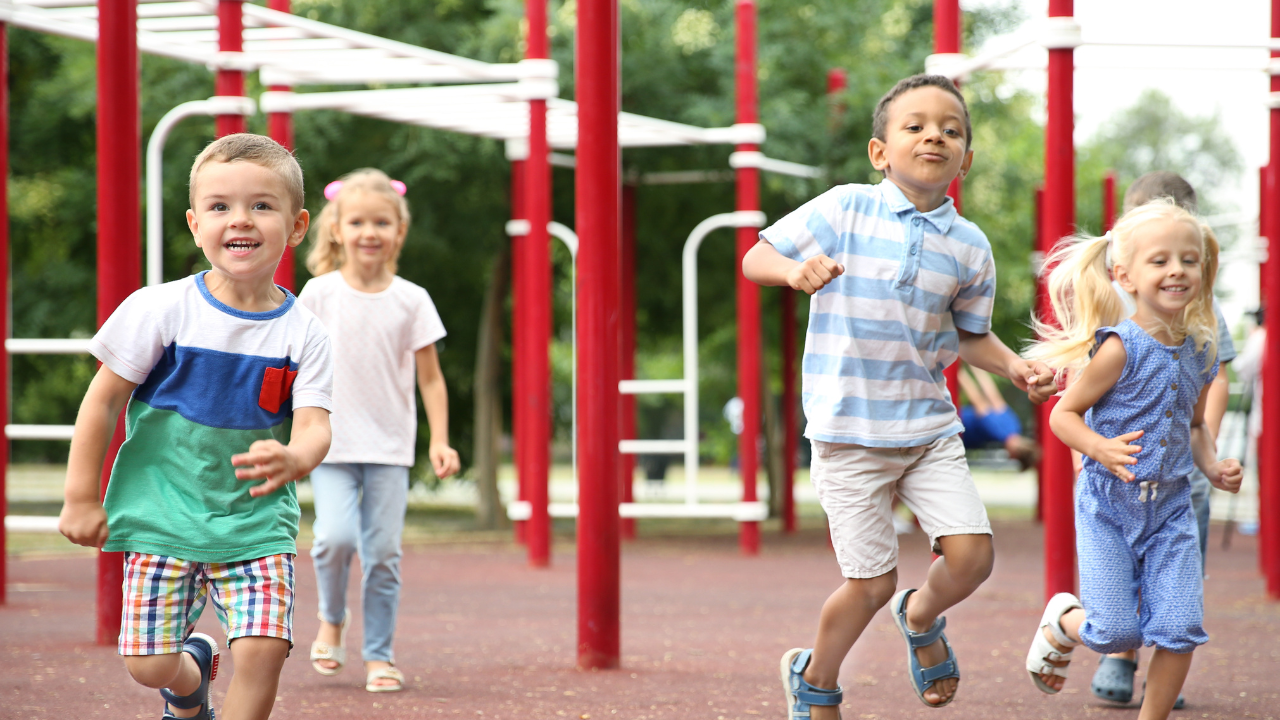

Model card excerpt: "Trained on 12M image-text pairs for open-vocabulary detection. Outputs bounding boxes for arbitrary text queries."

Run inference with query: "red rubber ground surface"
[4,520,1278,719]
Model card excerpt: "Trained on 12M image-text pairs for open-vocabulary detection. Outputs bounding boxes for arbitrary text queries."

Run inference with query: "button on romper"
[1075,319,1217,655]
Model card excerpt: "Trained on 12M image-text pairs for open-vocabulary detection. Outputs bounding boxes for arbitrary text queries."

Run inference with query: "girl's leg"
[357,465,409,683]
[1139,649,1193,720]
[309,464,362,667]
[219,637,290,720]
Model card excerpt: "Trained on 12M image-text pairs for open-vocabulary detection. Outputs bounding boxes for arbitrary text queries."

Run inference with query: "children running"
[743,74,1056,717]
[299,169,461,693]
[58,134,333,720]
[1022,199,1242,720]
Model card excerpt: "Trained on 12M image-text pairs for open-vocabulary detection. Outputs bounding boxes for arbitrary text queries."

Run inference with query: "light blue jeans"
[310,463,409,664]
[1189,468,1212,576]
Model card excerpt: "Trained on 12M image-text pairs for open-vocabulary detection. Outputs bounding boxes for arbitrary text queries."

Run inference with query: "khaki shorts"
[811,435,991,579]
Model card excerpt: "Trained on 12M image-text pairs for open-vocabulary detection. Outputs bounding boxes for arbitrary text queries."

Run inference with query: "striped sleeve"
[950,247,996,334]
[759,186,850,262]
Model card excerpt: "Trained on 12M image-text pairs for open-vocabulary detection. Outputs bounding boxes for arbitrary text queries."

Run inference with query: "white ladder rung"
[618,379,685,395]
[618,439,685,455]
[6,515,62,533]
[505,501,768,522]
[6,425,76,441]
[6,338,94,354]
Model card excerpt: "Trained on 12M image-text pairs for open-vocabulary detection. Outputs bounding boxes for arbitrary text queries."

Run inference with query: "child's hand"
[58,500,109,549]
[429,442,461,479]
[1007,358,1059,404]
[1090,430,1144,482]
[785,255,844,295]
[233,439,302,497]
[1208,458,1243,493]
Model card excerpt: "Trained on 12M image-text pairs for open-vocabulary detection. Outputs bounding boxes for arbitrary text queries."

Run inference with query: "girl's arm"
[416,343,461,479]
[1190,381,1243,493]
[59,365,138,548]
[1049,335,1145,482]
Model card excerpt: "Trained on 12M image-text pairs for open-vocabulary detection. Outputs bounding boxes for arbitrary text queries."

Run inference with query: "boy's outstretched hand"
[430,441,461,479]
[1208,458,1243,493]
[1007,357,1059,404]
[234,440,304,497]
[59,500,109,549]
[786,255,845,295]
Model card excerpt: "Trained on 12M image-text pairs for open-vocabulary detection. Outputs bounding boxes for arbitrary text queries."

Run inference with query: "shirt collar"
[878,179,957,235]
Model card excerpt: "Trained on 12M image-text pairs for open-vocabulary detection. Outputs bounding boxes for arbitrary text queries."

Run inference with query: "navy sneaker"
[160,633,219,720]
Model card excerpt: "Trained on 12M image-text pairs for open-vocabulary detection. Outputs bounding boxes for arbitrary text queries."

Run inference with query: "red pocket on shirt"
[259,365,298,414]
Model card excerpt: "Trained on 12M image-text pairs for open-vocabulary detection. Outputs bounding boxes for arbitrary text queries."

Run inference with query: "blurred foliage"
[4,0,1239,472]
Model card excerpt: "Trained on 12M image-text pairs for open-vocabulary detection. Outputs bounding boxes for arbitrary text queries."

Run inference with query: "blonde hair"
[189,133,304,214]
[1024,199,1218,375]
[305,168,412,276]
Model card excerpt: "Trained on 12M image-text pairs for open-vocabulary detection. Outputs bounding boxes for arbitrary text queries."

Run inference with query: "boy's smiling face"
[187,160,309,291]
[869,86,973,211]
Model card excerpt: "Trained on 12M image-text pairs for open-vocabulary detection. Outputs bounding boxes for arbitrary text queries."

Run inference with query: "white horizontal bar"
[5,515,61,533]
[619,439,687,455]
[6,338,94,354]
[505,501,769,521]
[6,425,76,441]
[618,379,686,395]
[729,151,823,179]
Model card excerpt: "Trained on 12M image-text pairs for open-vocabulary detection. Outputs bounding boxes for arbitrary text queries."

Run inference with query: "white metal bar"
[547,222,578,484]
[7,425,75,441]
[506,501,769,521]
[6,338,93,354]
[5,515,61,533]
[618,379,685,395]
[619,439,686,455]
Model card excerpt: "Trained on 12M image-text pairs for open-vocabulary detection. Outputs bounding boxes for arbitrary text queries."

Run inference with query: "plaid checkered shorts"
[119,552,295,656]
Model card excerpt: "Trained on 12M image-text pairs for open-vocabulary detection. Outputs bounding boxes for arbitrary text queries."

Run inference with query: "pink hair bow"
[324,178,408,201]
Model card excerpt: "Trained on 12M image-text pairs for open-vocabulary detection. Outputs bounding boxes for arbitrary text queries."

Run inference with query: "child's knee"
[1081,616,1143,655]
[229,635,291,669]
[124,653,183,688]
[847,572,897,609]
[311,526,358,557]
[942,536,994,587]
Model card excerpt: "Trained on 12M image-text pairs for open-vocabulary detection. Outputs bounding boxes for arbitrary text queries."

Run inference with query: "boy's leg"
[357,464,409,687]
[895,436,994,705]
[220,637,291,720]
[1139,649,1193,720]
[310,463,361,667]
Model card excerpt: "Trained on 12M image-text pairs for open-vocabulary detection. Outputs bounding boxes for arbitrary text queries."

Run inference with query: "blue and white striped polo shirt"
[761,180,996,448]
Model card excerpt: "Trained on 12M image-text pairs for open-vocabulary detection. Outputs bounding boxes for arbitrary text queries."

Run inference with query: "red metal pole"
[511,156,528,547]
[1261,164,1272,581]
[524,0,553,568]
[267,0,295,291]
[1263,0,1280,598]
[575,0,621,669]
[1042,0,1077,602]
[0,21,8,607]
[935,0,964,213]
[735,0,761,556]
[216,1,246,137]
[96,0,140,645]
[1261,166,1271,308]
[1102,171,1117,232]
[620,184,637,541]
[781,287,797,534]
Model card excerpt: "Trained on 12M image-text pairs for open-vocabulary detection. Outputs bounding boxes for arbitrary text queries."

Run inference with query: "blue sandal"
[161,633,220,720]
[890,589,960,708]
[780,648,842,719]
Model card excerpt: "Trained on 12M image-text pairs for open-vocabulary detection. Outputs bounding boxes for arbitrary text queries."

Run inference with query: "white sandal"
[1025,592,1082,694]
[365,665,405,693]
[310,609,351,676]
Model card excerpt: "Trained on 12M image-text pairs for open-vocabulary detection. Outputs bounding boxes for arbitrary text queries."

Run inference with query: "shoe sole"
[779,648,805,720]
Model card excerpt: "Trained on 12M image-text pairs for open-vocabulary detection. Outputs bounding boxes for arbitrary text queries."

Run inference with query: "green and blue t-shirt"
[90,272,333,562]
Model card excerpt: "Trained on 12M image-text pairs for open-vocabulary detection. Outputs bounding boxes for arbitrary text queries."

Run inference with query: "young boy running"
[58,134,333,720]
[742,74,1056,716]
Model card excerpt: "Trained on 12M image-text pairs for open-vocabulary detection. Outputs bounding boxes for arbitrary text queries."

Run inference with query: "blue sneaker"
[161,633,219,720]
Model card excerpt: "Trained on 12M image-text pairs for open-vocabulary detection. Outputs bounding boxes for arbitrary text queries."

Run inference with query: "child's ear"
[289,209,311,248]
[868,137,889,172]
[1114,265,1136,294]
[186,209,201,246]
[957,149,975,180]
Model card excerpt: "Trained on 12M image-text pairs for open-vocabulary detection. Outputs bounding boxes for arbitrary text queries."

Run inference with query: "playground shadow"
[3,520,1277,719]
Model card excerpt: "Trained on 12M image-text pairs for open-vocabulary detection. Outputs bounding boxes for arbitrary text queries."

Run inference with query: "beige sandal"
[309,610,350,676]
[365,665,405,693]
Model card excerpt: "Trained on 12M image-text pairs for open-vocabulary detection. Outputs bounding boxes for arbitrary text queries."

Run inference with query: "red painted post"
[575,0,621,669]
[935,0,964,213]
[524,0,553,569]
[1261,166,1271,308]
[1041,0,1078,602]
[735,0,761,556]
[1263,0,1280,598]
[1102,171,1117,232]
[511,156,528,546]
[0,21,8,607]
[1261,164,1272,581]
[96,0,140,645]
[781,287,797,534]
[216,1,246,137]
[267,0,295,291]
[620,184,637,541]
[1034,187,1046,524]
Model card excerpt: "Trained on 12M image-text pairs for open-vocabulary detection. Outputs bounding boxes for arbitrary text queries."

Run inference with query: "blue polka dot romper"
[1076,319,1217,654]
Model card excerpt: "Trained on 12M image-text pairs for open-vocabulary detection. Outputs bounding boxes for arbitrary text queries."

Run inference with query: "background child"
[1088,172,1237,708]
[299,168,461,693]
[1022,200,1242,720]
[57,133,333,720]
[957,364,1040,471]
[743,74,1055,717]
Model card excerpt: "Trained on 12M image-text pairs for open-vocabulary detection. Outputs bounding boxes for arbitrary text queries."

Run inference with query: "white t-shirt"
[298,271,447,466]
